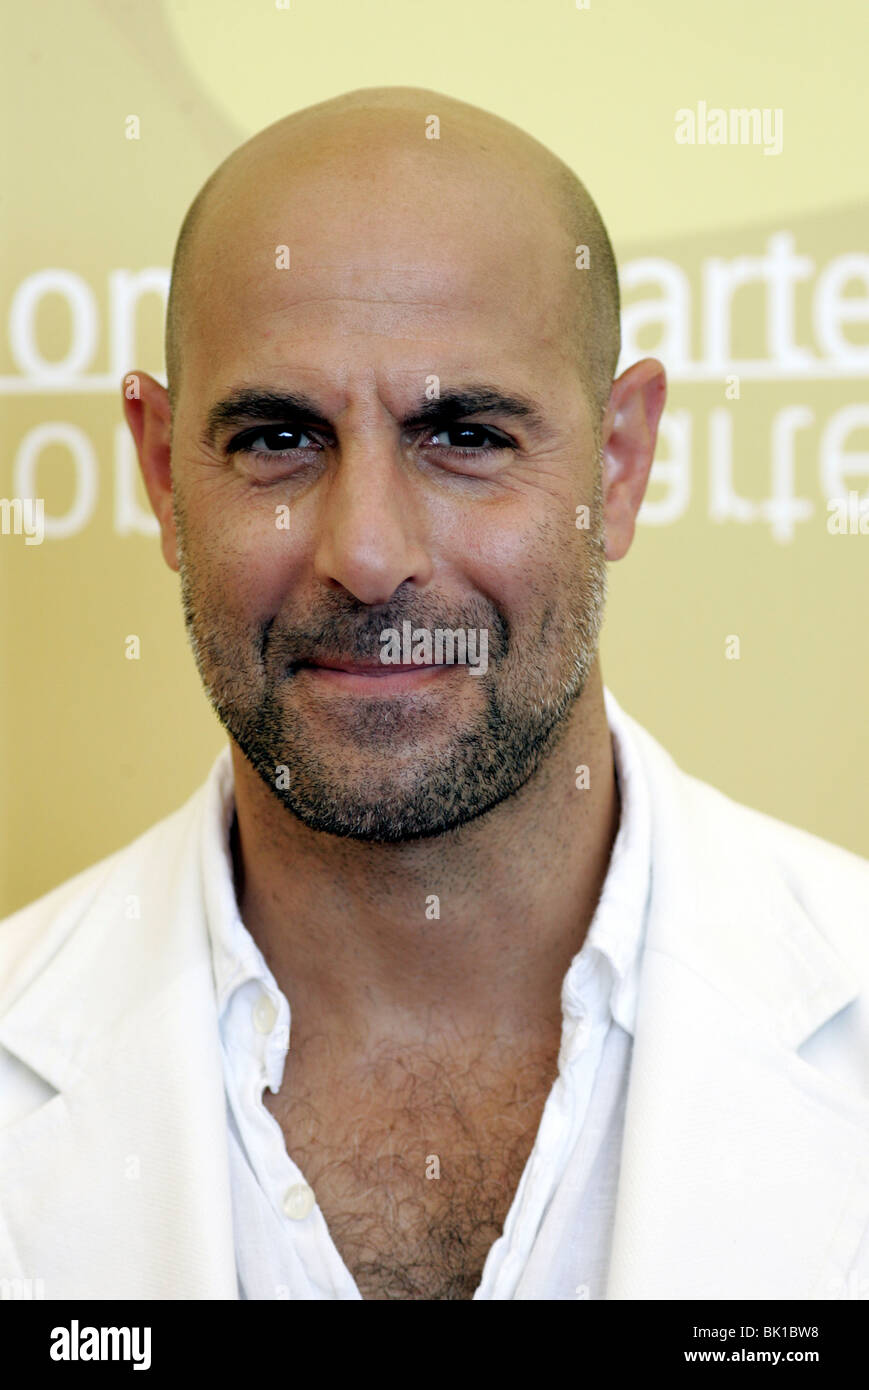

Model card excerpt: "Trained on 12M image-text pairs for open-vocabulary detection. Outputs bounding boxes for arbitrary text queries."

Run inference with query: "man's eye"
[424,424,509,454]
[228,425,321,457]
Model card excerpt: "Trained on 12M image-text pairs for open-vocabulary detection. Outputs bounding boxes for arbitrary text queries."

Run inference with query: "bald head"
[164,87,620,425]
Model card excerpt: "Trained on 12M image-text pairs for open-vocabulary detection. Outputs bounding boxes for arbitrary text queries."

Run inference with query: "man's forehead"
[189,127,573,310]
[203,262,557,349]
[184,212,577,401]
[193,194,569,302]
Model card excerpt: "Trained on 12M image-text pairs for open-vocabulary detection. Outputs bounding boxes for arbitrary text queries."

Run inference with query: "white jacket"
[1,696,868,1300]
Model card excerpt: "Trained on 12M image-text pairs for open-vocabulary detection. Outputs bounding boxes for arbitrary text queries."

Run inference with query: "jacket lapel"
[0,792,239,1299]
[605,717,869,1299]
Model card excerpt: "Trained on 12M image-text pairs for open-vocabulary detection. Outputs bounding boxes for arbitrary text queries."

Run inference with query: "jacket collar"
[0,782,240,1297]
[614,693,859,1050]
[602,695,869,1298]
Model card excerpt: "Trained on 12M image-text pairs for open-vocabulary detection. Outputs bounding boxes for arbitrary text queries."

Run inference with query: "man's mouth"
[295,658,462,691]
[306,658,448,673]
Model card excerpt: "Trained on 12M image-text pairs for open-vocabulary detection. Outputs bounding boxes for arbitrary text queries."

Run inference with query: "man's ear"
[600,358,667,562]
[121,371,178,572]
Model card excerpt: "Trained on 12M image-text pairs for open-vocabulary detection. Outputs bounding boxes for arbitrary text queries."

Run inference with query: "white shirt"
[200,685,652,1299]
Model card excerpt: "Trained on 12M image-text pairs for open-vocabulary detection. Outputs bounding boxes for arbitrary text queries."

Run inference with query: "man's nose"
[311,434,434,604]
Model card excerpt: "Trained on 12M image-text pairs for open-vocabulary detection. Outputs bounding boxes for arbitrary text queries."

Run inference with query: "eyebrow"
[201,385,548,450]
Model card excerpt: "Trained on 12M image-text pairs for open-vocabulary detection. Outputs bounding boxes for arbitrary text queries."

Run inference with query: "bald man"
[2,88,869,1304]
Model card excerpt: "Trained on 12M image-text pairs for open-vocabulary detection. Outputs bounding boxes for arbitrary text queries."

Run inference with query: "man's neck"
[228,673,619,1052]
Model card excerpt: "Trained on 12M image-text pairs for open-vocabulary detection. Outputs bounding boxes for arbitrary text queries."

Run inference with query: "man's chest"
[262,1036,561,1300]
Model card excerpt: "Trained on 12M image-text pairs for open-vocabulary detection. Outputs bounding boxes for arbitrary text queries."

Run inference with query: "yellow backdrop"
[2,0,868,913]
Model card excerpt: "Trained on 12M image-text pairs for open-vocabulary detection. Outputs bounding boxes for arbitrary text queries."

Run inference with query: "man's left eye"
[425,424,508,453]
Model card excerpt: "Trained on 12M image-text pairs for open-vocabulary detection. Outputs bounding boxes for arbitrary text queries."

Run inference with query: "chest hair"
[263,1032,561,1300]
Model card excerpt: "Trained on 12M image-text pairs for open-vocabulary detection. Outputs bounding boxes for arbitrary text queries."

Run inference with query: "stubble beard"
[175,488,608,843]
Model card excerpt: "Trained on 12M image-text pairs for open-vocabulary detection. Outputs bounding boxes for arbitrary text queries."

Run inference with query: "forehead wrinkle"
[203,255,557,360]
[260,295,462,310]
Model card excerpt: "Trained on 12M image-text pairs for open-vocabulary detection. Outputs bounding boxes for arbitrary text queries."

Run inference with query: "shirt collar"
[199,749,266,1019]
[560,684,652,1038]
[198,683,651,1035]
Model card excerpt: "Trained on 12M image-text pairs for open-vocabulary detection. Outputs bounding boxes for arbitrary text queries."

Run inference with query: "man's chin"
[225,668,577,841]
[245,748,508,841]
[264,789,491,844]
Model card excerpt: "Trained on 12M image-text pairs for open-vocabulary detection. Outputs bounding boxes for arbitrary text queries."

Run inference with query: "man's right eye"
[227,426,322,457]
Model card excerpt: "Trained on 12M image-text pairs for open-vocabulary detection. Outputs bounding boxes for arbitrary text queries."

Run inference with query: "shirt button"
[282,1183,315,1220]
[253,993,277,1034]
